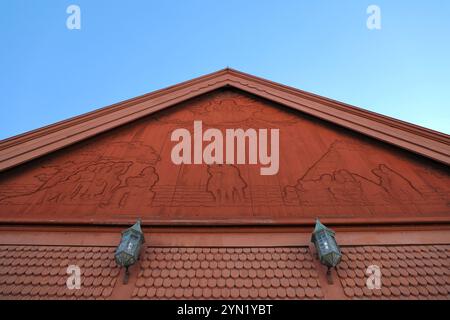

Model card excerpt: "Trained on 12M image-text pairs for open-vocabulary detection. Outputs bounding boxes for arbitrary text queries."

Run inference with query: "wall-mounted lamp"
[311,218,342,284]
[115,219,145,284]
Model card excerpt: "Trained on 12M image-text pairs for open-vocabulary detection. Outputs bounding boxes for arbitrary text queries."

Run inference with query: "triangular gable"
[0,68,449,172]
[0,88,449,226]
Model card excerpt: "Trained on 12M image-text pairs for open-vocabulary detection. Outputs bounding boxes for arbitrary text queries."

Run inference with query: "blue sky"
[1,0,449,140]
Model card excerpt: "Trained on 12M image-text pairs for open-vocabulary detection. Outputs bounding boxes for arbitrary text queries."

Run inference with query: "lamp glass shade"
[311,219,342,268]
[115,220,145,268]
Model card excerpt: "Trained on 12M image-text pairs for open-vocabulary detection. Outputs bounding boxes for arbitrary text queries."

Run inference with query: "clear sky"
[1,0,449,140]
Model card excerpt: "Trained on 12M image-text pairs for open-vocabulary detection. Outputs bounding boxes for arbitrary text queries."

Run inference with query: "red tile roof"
[0,245,119,300]
[0,244,449,300]
[131,247,323,300]
[338,245,450,299]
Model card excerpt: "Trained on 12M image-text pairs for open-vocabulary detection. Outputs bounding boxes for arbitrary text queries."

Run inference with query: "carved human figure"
[77,162,131,201]
[38,174,82,204]
[102,166,159,208]
[70,164,99,200]
[207,164,247,204]
[283,186,300,204]
[0,161,80,203]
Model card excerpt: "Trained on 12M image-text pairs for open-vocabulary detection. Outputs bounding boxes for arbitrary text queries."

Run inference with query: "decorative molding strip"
[0,216,449,227]
[0,229,449,247]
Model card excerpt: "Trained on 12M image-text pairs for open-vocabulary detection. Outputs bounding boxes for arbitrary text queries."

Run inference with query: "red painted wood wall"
[0,89,449,224]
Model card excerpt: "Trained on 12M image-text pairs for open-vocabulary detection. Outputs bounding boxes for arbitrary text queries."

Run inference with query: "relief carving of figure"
[75,162,131,201]
[39,174,82,204]
[0,160,133,205]
[102,166,159,208]
[69,164,99,200]
[207,165,247,204]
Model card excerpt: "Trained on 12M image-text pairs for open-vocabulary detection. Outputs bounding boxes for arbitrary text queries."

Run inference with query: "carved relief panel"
[0,89,448,223]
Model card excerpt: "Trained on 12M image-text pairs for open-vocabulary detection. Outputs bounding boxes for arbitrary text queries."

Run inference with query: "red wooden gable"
[0,87,448,225]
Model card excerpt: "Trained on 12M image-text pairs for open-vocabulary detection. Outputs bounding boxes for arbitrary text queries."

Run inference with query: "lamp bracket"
[123,267,130,285]
[326,267,334,285]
